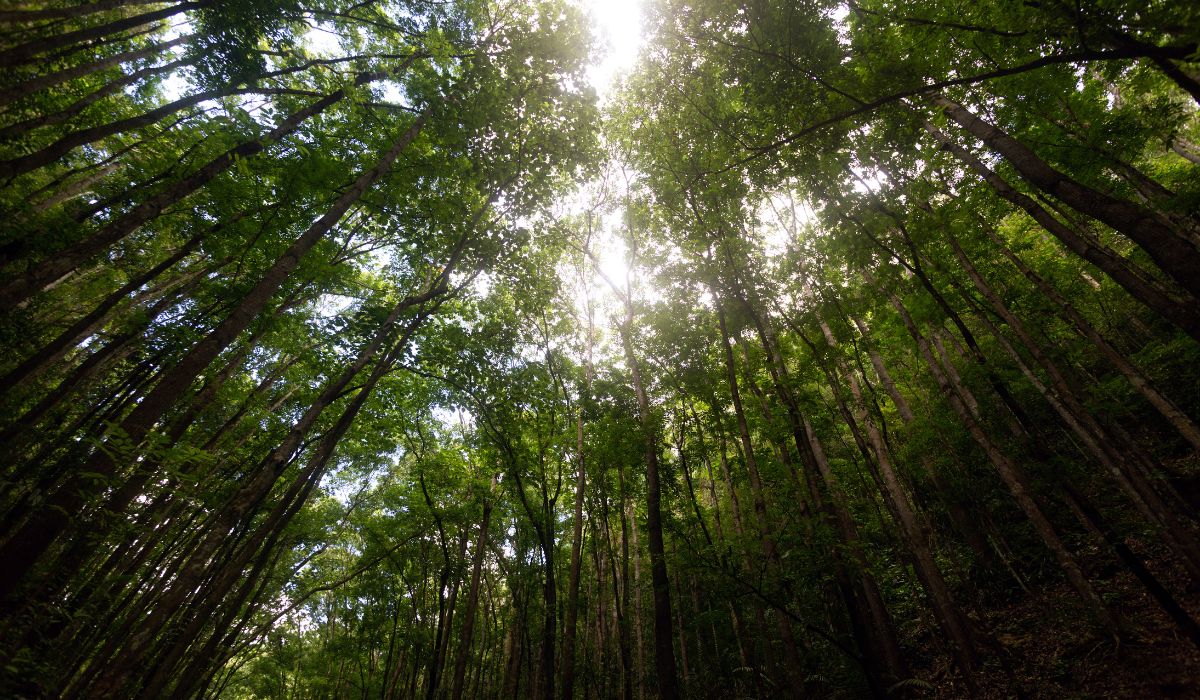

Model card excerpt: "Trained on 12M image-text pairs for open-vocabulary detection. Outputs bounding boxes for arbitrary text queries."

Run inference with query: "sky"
[163,1,647,104]
[580,0,647,98]
[161,0,652,343]
[300,0,647,96]
[554,0,650,324]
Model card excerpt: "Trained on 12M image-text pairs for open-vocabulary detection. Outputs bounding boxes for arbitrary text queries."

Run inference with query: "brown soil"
[920,542,1200,699]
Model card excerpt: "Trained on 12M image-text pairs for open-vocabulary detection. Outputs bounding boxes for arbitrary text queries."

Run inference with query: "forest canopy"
[1,0,1199,697]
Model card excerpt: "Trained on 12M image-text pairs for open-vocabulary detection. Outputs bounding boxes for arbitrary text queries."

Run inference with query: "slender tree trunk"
[874,271,1116,630]
[610,461,635,700]
[611,285,679,699]
[802,415,903,696]
[421,467,455,700]
[715,302,807,695]
[1172,137,1200,165]
[718,264,902,694]
[0,83,261,181]
[561,407,588,699]
[137,524,288,698]
[86,303,432,697]
[26,162,119,214]
[929,96,1200,301]
[948,232,1200,582]
[629,498,649,700]
[0,228,206,396]
[714,302,774,559]
[977,223,1200,453]
[0,1,204,69]
[0,281,186,458]
[672,560,690,692]
[851,314,999,568]
[541,532,557,700]
[851,316,916,423]
[1,1,167,22]
[0,56,193,140]
[0,114,429,600]
[710,422,765,698]
[1062,483,1200,649]
[819,316,979,685]
[924,121,1200,341]
[451,482,496,700]
[0,59,418,310]
[0,35,187,106]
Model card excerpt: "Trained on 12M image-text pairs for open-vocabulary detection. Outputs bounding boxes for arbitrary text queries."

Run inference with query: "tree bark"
[978,223,1200,453]
[0,57,420,311]
[0,56,193,140]
[0,1,204,70]
[600,255,680,699]
[716,256,903,694]
[0,111,429,602]
[560,404,588,699]
[0,229,204,396]
[0,0,166,24]
[818,316,979,684]
[948,232,1200,582]
[930,95,1200,301]
[924,121,1200,341]
[451,480,496,700]
[716,301,808,695]
[86,300,437,697]
[874,271,1116,630]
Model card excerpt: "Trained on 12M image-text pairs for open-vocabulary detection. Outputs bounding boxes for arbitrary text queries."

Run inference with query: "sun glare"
[596,237,630,290]
[580,0,646,96]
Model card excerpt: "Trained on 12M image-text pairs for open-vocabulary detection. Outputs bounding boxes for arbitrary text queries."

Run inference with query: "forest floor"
[917,542,1200,699]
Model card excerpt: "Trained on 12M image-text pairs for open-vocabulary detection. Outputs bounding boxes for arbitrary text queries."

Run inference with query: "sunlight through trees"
[1,0,1199,697]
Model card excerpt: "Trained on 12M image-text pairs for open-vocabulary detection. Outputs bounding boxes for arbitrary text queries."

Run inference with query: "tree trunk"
[611,283,679,699]
[0,35,186,106]
[716,302,808,695]
[802,415,904,696]
[850,316,916,423]
[875,272,1116,630]
[978,222,1200,453]
[0,114,428,601]
[0,0,168,24]
[0,56,192,140]
[451,482,495,700]
[930,95,1200,301]
[0,62,416,310]
[948,232,1200,582]
[85,301,433,697]
[561,406,588,700]
[850,313,1000,569]
[719,266,902,694]
[924,121,1200,341]
[0,1,204,70]
[818,316,979,684]
[1062,483,1200,650]
[0,229,204,396]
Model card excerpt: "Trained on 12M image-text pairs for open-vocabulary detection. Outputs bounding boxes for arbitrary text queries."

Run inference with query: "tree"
[3,0,1200,697]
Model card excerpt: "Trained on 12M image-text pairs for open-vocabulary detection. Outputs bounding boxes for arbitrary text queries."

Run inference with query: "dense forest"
[1,0,1199,697]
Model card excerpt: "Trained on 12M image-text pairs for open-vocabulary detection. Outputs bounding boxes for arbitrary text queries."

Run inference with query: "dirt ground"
[917,540,1200,699]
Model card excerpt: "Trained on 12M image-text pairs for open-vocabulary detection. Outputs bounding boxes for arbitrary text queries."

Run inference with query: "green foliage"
[2,0,1200,697]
